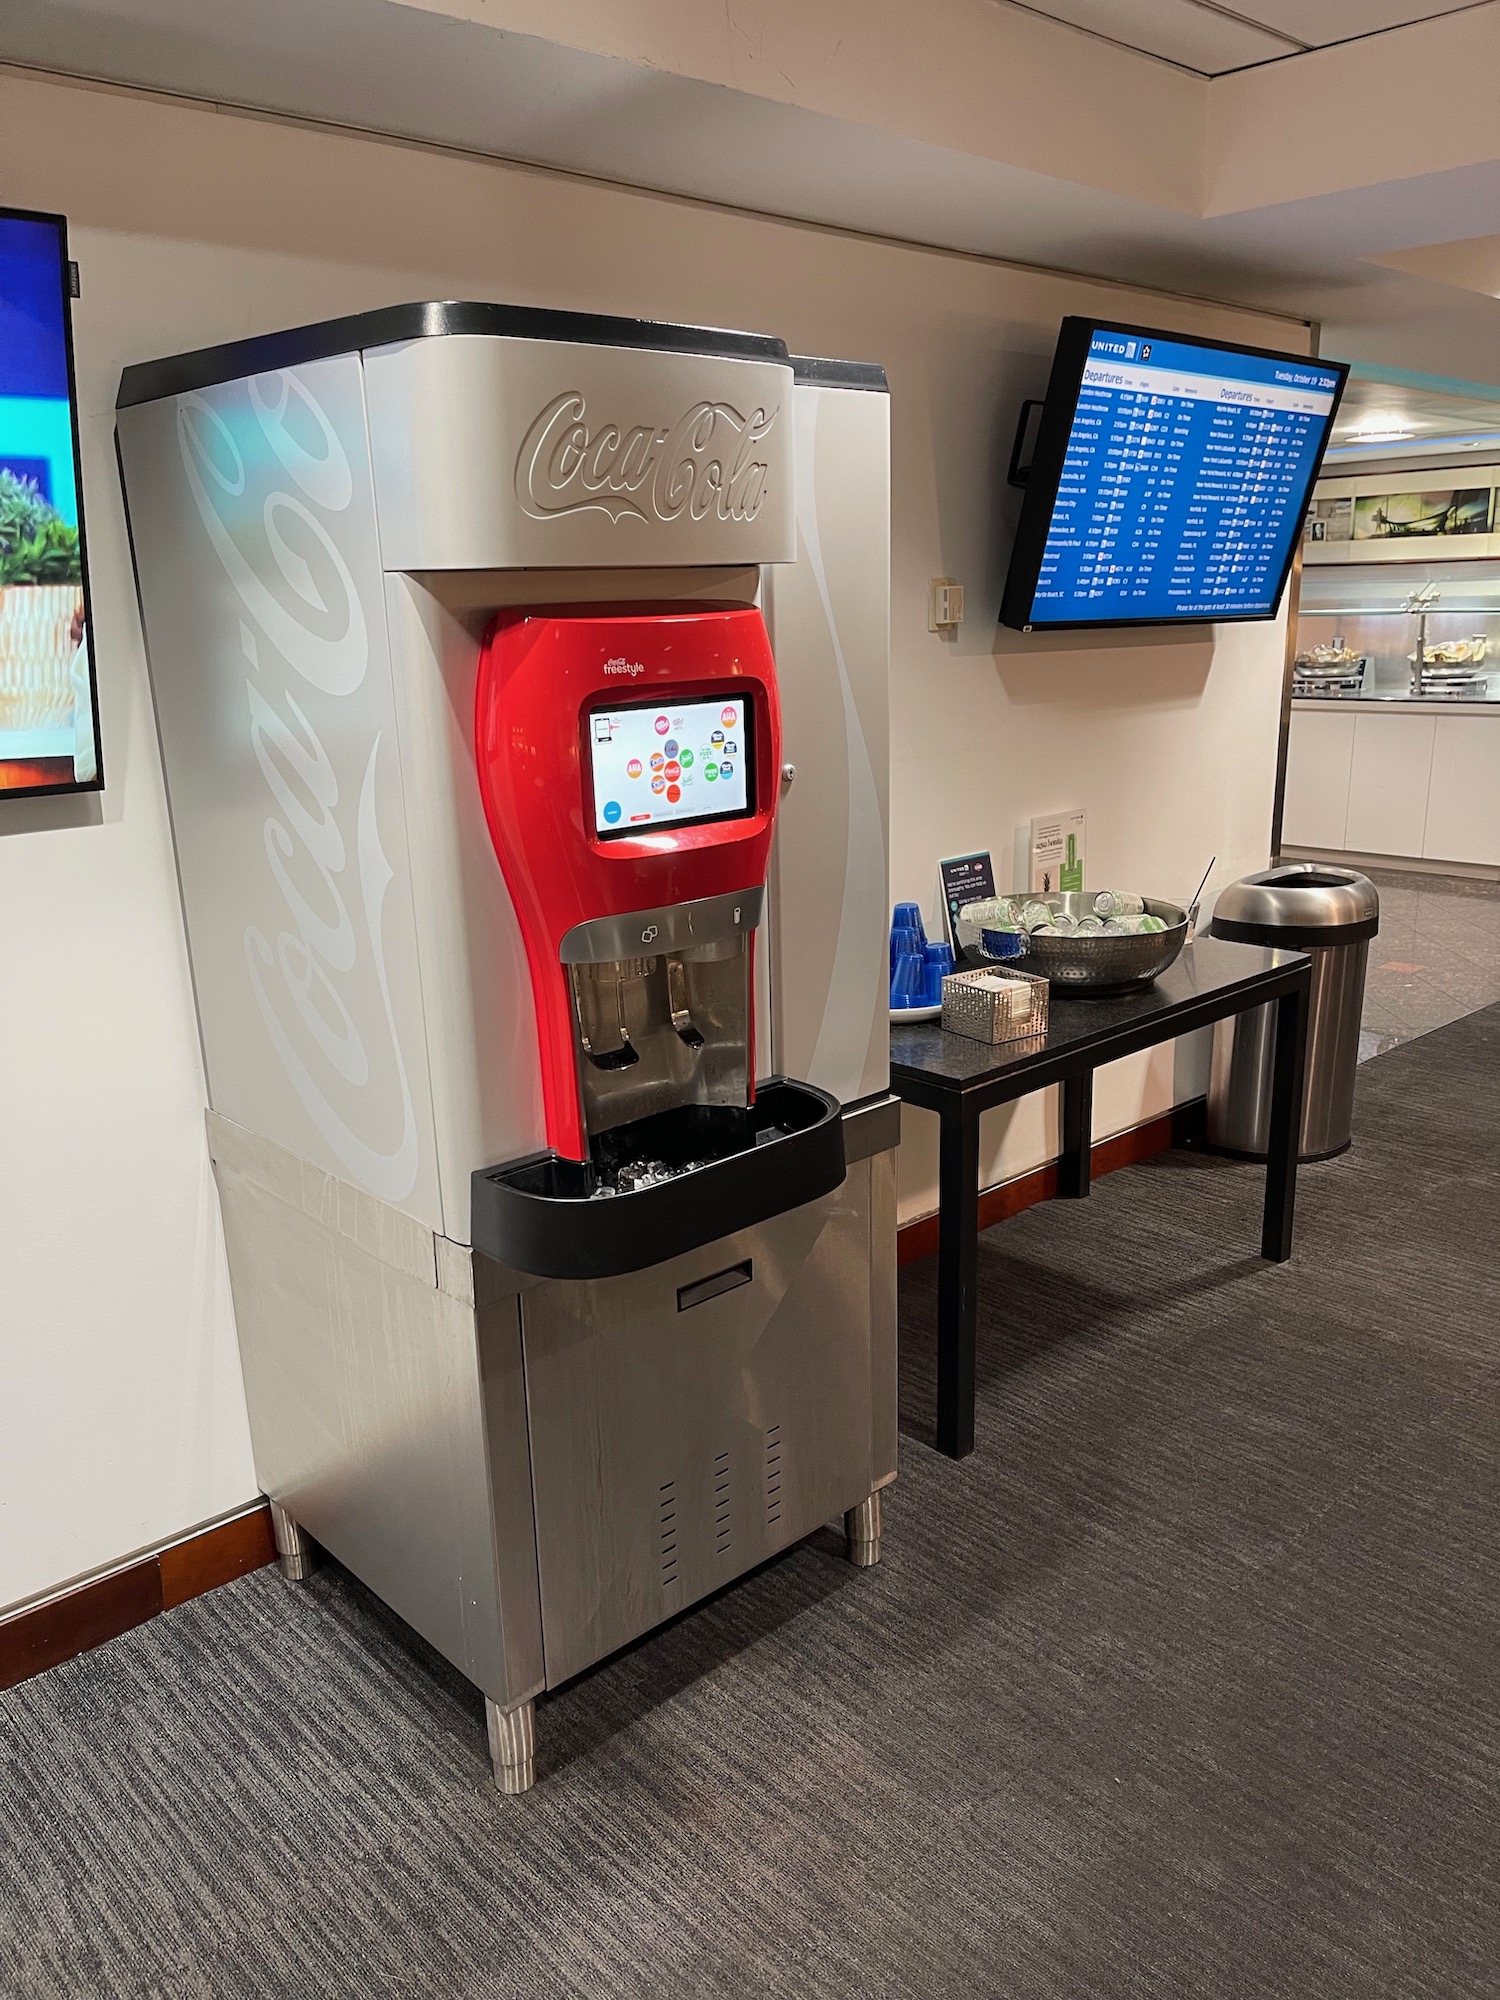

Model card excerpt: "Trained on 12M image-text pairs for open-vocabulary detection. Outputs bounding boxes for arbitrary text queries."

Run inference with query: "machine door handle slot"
[678,1261,752,1312]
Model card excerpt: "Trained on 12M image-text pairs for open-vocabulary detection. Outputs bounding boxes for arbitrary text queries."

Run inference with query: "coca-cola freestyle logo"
[516,390,777,527]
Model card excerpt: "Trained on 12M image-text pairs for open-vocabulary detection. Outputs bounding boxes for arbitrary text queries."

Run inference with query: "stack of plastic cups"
[890,903,929,1008]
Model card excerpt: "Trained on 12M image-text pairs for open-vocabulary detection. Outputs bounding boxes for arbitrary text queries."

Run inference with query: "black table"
[890,938,1311,1459]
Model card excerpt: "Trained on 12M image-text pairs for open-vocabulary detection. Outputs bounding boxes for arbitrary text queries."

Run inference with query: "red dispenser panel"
[475,604,782,1160]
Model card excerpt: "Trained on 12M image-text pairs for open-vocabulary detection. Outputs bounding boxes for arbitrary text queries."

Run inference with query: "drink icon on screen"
[666,784,681,803]
[651,776,666,794]
[664,761,680,780]
[711,730,724,745]
[719,761,733,780]
[723,741,737,757]
[626,758,642,779]
[705,763,719,782]
[721,706,737,725]
[650,752,664,771]
[655,715,670,734]
[664,739,678,757]
[680,749,694,767]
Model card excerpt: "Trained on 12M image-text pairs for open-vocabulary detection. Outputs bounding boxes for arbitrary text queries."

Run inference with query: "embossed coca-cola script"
[516,391,777,526]
[177,370,420,1203]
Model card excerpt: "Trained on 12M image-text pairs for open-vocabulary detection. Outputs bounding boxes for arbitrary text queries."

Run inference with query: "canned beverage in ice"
[1093,890,1146,919]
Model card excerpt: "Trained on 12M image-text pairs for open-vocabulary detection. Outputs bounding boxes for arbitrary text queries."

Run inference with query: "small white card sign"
[1030,809,1086,894]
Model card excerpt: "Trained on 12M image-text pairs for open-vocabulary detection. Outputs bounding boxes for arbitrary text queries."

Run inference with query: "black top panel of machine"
[789,356,890,392]
[116,299,792,408]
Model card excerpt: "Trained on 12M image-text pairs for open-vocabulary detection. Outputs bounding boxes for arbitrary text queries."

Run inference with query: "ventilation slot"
[713,1450,732,1557]
[765,1424,783,1529]
[659,1481,679,1589]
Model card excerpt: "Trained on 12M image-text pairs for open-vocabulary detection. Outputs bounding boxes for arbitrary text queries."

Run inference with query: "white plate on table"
[889,1003,943,1023]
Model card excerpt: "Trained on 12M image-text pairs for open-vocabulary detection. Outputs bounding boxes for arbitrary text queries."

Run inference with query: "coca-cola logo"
[602,658,644,676]
[177,370,420,1205]
[516,390,776,527]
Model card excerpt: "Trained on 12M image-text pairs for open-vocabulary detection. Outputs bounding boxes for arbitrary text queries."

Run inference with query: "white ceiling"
[10,0,1500,391]
[1326,370,1500,464]
[1008,0,1490,74]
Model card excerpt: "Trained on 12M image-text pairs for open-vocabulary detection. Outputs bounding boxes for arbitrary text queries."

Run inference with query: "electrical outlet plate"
[929,578,964,631]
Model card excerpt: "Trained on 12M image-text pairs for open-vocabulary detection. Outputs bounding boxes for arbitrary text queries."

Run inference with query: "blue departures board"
[1018,329,1344,626]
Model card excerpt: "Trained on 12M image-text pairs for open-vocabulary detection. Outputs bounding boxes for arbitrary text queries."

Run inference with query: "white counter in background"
[1284,699,1500,867]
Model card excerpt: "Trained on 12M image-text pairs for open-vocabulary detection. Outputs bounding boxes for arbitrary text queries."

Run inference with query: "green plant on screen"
[0,469,82,586]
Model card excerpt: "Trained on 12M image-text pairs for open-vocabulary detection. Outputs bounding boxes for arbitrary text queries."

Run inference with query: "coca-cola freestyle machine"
[116,305,895,1790]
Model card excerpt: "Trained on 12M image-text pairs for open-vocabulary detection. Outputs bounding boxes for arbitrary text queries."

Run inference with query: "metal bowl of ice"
[988,893,1189,996]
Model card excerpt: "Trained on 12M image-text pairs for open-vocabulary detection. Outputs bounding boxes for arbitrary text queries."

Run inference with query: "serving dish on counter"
[981,893,1189,996]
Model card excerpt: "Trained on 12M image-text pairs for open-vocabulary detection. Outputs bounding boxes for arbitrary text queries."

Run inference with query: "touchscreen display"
[589,693,753,838]
[0,207,101,797]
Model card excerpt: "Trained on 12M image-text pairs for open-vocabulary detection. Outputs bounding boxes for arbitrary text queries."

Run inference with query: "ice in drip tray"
[590,1158,711,1199]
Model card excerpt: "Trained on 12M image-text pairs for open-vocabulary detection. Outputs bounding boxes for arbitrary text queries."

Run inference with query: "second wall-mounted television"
[1000,318,1347,633]
[0,206,101,798]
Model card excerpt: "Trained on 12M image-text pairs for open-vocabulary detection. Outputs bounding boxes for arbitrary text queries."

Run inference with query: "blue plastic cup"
[890,946,926,1007]
[922,941,955,1005]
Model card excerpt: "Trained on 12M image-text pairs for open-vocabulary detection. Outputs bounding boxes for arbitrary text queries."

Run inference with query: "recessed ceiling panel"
[1010,0,1297,73]
[1236,2,1485,48]
[1330,375,1500,456]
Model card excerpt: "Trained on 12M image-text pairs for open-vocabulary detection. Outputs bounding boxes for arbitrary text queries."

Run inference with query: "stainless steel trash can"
[1208,864,1379,1161]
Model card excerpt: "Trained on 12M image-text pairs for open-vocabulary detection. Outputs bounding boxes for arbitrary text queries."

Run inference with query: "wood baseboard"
[0,1505,275,1694]
[896,1103,1198,1267]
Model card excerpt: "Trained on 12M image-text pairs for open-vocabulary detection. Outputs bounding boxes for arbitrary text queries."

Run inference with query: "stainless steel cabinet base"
[520,1165,881,1685]
[211,1112,896,1791]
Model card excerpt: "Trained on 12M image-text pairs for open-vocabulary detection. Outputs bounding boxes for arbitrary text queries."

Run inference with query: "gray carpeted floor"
[3,1006,1498,1999]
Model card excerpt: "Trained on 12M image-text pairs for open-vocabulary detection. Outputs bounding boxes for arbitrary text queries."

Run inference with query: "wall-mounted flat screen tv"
[1001,318,1347,632]
[0,207,101,797]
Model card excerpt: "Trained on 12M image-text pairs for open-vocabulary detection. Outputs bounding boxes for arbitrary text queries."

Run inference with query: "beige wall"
[0,66,1307,1608]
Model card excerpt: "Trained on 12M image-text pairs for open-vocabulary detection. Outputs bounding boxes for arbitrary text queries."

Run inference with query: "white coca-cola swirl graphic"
[516,390,776,527]
[178,376,419,1203]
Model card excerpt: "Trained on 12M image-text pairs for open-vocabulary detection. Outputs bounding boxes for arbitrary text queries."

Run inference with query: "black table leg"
[1058,1069,1093,1198]
[1261,975,1309,1262]
[935,1101,981,1458]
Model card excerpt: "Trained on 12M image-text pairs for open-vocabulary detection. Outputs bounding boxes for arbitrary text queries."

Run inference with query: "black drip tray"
[471,1079,846,1280]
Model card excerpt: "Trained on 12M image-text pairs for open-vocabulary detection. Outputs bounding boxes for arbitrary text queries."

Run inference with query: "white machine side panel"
[118,359,442,1227]
[766,383,891,1105]
[362,336,796,572]
[382,574,546,1244]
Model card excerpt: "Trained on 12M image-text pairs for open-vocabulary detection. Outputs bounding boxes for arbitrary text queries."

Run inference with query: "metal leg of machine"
[485,1696,537,1795]
[267,1499,316,1583]
[844,1491,882,1567]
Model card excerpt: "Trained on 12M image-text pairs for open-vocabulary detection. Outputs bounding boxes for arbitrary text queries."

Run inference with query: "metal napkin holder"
[940,965,1049,1046]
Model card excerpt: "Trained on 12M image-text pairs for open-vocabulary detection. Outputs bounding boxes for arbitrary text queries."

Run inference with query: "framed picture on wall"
[0,206,103,799]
